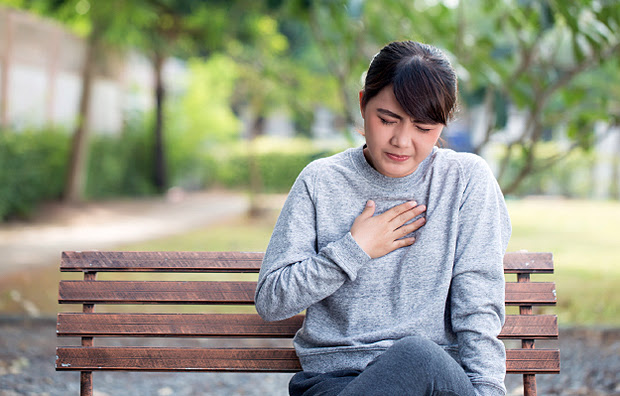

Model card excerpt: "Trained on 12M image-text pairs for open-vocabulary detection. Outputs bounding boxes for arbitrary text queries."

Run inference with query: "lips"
[386,152,410,162]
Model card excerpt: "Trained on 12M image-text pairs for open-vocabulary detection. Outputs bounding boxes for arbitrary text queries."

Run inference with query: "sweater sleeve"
[254,164,371,322]
[450,157,512,396]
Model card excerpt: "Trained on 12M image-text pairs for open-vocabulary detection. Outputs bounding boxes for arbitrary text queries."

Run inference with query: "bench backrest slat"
[61,251,264,272]
[61,251,552,273]
[502,252,553,273]
[58,280,556,305]
[58,281,256,304]
[56,313,306,338]
[57,313,558,339]
[504,282,557,305]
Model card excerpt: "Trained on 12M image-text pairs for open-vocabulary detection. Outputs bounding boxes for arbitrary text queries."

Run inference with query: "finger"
[393,237,416,249]
[359,200,376,218]
[391,205,422,227]
[384,201,417,221]
[413,204,426,216]
[397,217,426,236]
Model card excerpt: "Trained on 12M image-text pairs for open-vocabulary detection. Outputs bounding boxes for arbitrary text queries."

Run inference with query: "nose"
[389,125,412,148]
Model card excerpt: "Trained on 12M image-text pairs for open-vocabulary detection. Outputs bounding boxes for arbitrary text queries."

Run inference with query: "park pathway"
[0,190,249,277]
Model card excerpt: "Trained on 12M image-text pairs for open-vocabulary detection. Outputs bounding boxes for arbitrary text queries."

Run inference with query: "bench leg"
[523,374,536,396]
[80,371,93,396]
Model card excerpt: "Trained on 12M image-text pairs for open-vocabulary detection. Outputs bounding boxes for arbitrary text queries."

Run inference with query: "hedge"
[0,130,342,220]
[0,128,69,220]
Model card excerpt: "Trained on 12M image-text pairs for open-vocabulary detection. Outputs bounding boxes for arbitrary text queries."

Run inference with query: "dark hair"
[361,41,457,125]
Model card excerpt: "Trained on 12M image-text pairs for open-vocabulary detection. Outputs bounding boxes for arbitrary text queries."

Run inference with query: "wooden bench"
[56,251,560,396]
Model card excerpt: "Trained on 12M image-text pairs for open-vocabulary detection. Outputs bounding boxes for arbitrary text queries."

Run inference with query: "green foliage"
[492,142,596,198]
[203,137,344,192]
[165,55,242,189]
[0,120,159,220]
[0,126,341,221]
[0,128,70,220]
[85,120,156,198]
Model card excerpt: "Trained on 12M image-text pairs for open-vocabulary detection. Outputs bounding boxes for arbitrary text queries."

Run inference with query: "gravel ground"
[0,319,618,396]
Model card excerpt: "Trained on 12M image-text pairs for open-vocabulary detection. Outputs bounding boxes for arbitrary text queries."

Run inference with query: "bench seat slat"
[59,281,556,305]
[57,313,558,339]
[56,347,301,372]
[55,347,560,374]
[61,251,553,274]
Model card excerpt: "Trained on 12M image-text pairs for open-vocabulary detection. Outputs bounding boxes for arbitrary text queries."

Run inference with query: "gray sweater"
[255,145,512,396]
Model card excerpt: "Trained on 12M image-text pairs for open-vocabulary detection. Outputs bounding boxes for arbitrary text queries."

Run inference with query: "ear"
[359,90,365,119]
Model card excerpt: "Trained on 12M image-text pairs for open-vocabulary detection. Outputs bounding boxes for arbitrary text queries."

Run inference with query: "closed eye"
[416,125,432,132]
[379,117,397,125]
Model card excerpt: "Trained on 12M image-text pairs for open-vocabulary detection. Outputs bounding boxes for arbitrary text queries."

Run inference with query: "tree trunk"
[1,10,13,129]
[64,26,98,203]
[611,127,620,200]
[501,119,544,195]
[152,50,167,193]
[308,9,357,144]
[247,115,265,217]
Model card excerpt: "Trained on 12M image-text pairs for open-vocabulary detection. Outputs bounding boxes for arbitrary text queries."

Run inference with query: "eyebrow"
[376,108,404,120]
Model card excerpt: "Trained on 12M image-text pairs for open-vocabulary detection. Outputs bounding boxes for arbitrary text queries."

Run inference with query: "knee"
[389,335,443,362]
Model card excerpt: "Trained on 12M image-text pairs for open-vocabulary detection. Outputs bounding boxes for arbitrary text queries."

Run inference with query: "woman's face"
[360,86,444,178]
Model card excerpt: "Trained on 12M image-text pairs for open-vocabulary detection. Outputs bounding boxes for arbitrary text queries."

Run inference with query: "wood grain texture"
[505,282,556,305]
[524,374,537,396]
[503,252,553,273]
[61,251,552,273]
[55,347,559,373]
[500,315,558,339]
[59,281,556,305]
[57,249,560,393]
[61,251,264,272]
[58,281,256,304]
[57,313,305,337]
[56,347,302,372]
[57,313,557,339]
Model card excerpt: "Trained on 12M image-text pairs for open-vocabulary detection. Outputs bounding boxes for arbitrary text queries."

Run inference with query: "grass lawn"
[116,197,620,326]
[0,197,618,327]
[505,198,620,326]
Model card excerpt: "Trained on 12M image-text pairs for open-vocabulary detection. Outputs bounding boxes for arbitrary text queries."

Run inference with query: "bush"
[0,128,70,220]
[0,126,344,221]
[201,137,344,192]
[0,121,157,221]
[86,123,156,198]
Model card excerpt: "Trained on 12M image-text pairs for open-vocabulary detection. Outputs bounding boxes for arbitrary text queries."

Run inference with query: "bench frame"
[56,251,560,396]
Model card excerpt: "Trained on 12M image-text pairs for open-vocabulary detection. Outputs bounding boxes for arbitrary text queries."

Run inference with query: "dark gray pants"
[289,336,476,396]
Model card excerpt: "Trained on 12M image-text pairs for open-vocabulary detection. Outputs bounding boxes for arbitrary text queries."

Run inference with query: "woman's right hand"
[350,200,426,259]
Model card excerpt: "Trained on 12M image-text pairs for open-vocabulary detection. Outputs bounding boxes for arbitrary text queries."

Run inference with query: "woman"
[255,40,511,396]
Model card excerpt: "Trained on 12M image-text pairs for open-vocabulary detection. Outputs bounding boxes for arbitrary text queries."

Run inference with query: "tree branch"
[541,42,620,104]
[473,87,496,155]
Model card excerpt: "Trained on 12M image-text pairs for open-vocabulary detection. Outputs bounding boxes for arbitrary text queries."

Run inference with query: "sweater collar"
[350,144,436,188]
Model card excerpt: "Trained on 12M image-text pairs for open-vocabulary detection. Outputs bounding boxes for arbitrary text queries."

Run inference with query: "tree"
[132,0,289,194]
[459,1,619,194]
[379,0,620,194]
[282,0,375,143]
[125,0,229,193]
[289,0,620,194]
[14,0,152,202]
[21,0,237,196]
